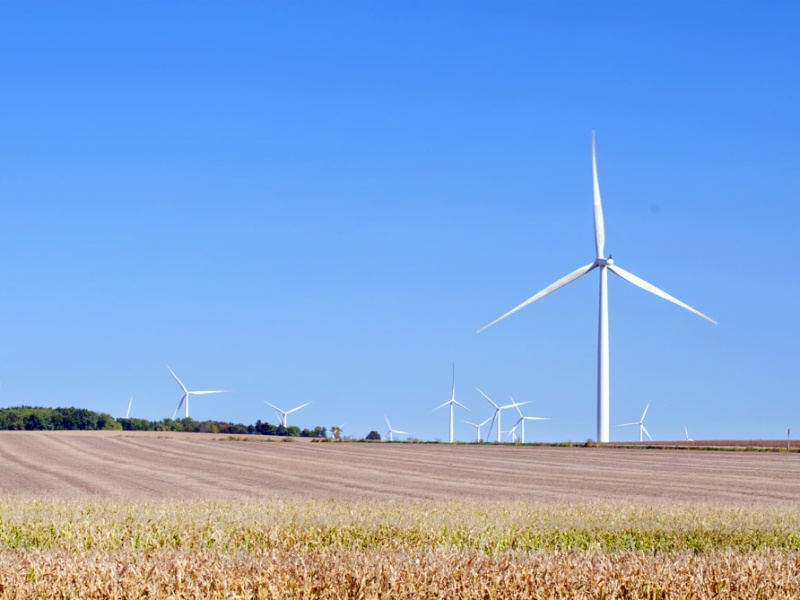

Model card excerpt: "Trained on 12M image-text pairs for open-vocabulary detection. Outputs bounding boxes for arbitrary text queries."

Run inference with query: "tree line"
[0,406,327,438]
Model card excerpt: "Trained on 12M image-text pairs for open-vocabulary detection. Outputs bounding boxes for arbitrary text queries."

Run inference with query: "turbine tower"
[167,364,229,419]
[263,401,311,428]
[433,365,470,443]
[616,402,652,442]
[478,132,716,443]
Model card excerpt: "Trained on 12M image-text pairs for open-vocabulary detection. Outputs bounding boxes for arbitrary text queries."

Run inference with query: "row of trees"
[0,406,327,438]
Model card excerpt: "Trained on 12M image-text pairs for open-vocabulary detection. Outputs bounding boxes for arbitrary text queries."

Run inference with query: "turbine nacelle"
[595,257,614,267]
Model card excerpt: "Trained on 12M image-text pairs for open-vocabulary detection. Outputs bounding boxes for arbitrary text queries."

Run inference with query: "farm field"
[2,431,800,598]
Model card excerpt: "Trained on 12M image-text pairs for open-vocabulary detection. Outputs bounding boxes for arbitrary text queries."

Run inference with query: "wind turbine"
[263,401,311,428]
[475,387,531,443]
[433,365,470,443]
[125,396,133,419]
[462,416,493,443]
[384,416,408,442]
[684,426,694,442]
[617,402,652,442]
[478,132,716,443]
[510,398,550,444]
[167,364,229,419]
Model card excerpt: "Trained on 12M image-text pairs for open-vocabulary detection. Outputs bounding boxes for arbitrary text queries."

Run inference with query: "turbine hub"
[595,257,614,266]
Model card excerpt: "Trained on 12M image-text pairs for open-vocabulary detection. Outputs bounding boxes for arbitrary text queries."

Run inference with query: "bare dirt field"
[2,431,799,504]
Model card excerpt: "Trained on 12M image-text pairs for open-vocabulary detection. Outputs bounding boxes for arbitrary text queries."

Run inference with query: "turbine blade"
[165,364,188,393]
[263,401,286,415]
[608,264,717,325]
[462,420,479,427]
[479,416,494,427]
[475,387,500,409]
[640,402,651,422]
[172,394,186,420]
[617,422,638,427]
[592,131,606,258]
[286,402,311,414]
[500,400,532,410]
[524,416,550,421]
[395,430,409,435]
[385,416,391,429]
[478,262,597,333]
[452,400,471,411]
[433,401,450,412]
[189,390,230,395]
[451,363,456,402]
[641,425,653,441]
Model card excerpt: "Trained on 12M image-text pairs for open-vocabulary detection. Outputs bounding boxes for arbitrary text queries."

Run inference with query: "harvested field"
[3,432,800,598]
[1,431,800,503]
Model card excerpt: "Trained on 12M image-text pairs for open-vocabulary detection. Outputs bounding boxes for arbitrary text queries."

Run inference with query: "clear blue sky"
[1,2,798,442]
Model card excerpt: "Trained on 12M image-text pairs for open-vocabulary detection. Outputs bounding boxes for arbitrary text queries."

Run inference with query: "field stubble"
[2,432,800,598]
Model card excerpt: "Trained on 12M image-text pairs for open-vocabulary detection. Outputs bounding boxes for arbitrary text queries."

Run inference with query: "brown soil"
[2,431,799,504]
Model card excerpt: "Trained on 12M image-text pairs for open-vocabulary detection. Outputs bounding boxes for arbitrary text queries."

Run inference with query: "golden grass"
[2,498,800,598]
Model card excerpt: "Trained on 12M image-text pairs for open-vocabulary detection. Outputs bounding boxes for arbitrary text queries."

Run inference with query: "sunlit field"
[3,432,800,598]
[2,498,800,598]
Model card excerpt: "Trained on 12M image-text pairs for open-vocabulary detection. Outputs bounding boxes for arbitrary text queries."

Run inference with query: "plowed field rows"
[2,431,799,503]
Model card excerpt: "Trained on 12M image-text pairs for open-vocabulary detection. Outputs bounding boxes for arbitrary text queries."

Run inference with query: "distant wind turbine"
[617,402,652,442]
[384,416,408,442]
[263,401,311,428]
[125,396,133,419]
[684,426,694,442]
[167,364,229,419]
[478,132,716,443]
[509,397,550,444]
[462,416,493,443]
[433,365,470,443]
[475,387,531,443]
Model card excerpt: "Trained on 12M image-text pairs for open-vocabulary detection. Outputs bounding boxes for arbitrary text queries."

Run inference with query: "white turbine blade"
[617,422,638,427]
[190,390,230,395]
[394,430,409,435]
[462,420,479,428]
[451,363,456,402]
[641,424,653,441]
[165,364,188,393]
[286,402,311,414]
[433,400,451,412]
[479,416,493,427]
[385,416,391,429]
[475,387,500,409]
[126,396,132,419]
[478,262,597,333]
[608,264,717,325]
[524,416,550,421]
[172,394,187,419]
[452,400,471,411]
[500,400,532,410]
[264,401,286,415]
[592,131,606,258]
[640,402,651,423]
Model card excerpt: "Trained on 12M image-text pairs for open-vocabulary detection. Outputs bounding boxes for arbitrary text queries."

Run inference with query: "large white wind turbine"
[462,416,493,443]
[167,365,229,419]
[263,401,311,428]
[478,132,716,443]
[433,365,470,443]
[617,402,652,442]
[384,416,408,442]
[475,387,531,443]
[510,398,550,444]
